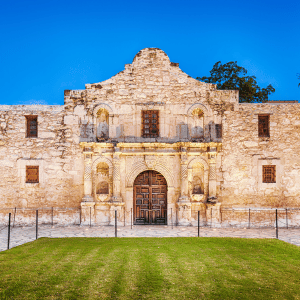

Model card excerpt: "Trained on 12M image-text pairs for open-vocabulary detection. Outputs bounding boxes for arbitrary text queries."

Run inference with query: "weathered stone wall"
[63,48,238,143]
[0,105,84,210]
[220,103,300,207]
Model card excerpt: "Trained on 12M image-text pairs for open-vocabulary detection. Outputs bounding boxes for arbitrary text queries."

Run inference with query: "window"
[262,165,276,183]
[215,124,222,138]
[258,115,269,137]
[142,110,159,138]
[26,166,39,183]
[26,116,38,137]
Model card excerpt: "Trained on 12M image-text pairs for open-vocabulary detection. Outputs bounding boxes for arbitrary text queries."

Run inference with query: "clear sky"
[0,0,299,105]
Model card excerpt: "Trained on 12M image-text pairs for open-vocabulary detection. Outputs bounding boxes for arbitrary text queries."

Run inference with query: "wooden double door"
[133,170,167,225]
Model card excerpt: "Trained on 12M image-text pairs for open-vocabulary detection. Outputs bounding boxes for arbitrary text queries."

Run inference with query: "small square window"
[26,116,38,138]
[26,166,39,183]
[258,115,270,137]
[263,165,276,183]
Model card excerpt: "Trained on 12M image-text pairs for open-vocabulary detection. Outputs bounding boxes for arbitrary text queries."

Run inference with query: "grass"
[0,238,300,299]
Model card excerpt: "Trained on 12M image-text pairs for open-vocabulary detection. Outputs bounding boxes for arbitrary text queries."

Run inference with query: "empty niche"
[192,162,204,194]
[96,108,109,142]
[96,162,110,195]
[96,181,109,194]
[190,108,204,140]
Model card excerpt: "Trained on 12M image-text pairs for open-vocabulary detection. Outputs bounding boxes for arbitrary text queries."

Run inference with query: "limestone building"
[1,48,300,225]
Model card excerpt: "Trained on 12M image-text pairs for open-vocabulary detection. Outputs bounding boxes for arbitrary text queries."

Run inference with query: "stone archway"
[133,170,167,225]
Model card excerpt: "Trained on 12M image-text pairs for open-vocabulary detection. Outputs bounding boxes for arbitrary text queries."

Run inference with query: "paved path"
[1,225,300,252]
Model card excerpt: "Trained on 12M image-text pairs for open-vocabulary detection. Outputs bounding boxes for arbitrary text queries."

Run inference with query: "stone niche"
[94,162,111,202]
[96,108,109,142]
[189,160,207,202]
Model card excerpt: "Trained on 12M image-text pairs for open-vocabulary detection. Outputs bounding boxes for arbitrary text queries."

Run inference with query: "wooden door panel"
[134,170,167,225]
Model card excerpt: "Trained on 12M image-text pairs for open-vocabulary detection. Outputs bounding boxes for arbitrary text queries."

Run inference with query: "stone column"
[82,150,93,202]
[81,147,96,225]
[109,115,114,138]
[177,147,191,225]
[178,147,189,203]
[208,147,217,197]
[111,147,122,203]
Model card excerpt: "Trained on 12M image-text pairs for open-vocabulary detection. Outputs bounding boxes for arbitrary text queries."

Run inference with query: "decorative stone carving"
[145,155,157,169]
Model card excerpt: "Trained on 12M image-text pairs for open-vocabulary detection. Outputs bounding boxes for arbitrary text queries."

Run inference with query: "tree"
[297,73,300,87]
[197,61,275,103]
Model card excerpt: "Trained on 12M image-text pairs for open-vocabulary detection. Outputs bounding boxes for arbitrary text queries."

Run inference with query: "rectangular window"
[263,165,276,183]
[215,124,222,138]
[26,116,38,138]
[258,115,269,137]
[142,110,159,138]
[26,166,39,183]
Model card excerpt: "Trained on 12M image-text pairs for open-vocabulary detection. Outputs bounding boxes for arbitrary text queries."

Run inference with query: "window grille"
[216,124,222,138]
[142,110,159,138]
[262,165,276,183]
[258,115,270,137]
[26,166,39,183]
[26,116,38,138]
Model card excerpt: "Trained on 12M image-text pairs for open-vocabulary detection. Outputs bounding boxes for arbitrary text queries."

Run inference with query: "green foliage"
[297,73,300,87]
[197,61,275,103]
[1,237,300,299]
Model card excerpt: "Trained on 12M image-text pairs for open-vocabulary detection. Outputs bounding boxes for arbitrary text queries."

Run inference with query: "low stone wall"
[0,208,81,227]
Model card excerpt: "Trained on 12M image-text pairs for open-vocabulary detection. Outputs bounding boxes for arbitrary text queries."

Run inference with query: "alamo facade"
[1,48,300,226]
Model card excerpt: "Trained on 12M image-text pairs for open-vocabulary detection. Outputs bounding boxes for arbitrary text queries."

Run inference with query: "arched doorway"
[133,170,167,225]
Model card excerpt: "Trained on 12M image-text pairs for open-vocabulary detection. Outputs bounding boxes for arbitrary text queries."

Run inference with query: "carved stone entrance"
[133,170,167,225]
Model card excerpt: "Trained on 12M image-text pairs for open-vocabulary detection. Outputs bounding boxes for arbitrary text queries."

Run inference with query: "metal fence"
[1,206,300,251]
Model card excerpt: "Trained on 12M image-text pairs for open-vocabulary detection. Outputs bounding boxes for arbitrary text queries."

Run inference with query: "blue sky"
[0,0,299,105]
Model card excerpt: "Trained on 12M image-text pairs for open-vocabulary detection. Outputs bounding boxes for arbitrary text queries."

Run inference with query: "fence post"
[13,207,16,228]
[286,208,288,229]
[115,210,117,237]
[276,209,278,239]
[89,207,91,228]
[7,213,11,250]
[248,208,251,229]
[198,211,200,237]
[52,207,54,226]
[36,210,38,240]
[171,208,173,229]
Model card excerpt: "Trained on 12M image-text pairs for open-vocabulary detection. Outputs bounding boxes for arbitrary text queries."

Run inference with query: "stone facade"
[1,48,300,226]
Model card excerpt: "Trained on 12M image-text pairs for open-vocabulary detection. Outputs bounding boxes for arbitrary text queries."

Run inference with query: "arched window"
[96,108,109,142]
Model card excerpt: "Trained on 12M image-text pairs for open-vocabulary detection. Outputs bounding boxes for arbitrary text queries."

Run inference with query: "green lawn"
[0,238,300,299]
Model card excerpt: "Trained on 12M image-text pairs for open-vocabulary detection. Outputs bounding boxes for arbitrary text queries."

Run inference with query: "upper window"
[26,166,39,183]
[215,124,222,138]
[142,110,159,138]
[262,165,276,183]
[258,115,269,137]
[26,116,38,138]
